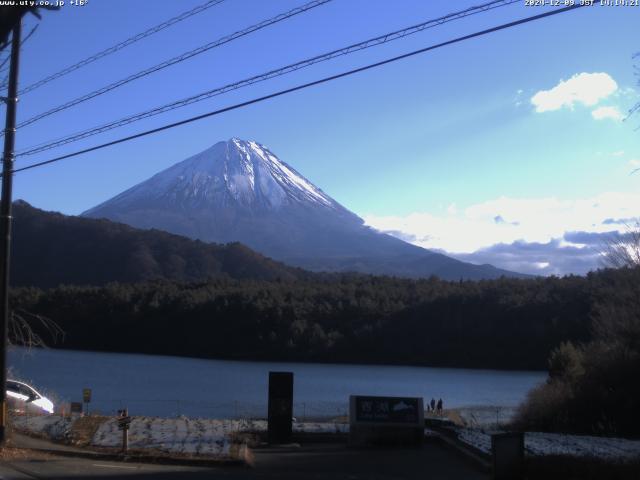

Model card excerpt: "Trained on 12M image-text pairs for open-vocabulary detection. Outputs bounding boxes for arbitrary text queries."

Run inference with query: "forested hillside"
[11,267,630,370]
[11,201,305,287]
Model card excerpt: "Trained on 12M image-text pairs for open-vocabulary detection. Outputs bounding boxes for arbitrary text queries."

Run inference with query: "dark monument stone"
[267,371,293,444]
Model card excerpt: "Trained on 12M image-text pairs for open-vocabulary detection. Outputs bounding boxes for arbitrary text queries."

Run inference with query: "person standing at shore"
[437,398,443,415]
[430,398,436,412]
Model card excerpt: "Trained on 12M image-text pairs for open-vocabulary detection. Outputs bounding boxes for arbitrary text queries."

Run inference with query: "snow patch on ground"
[92,417,239,456]
[13,415,348,457]
[294,421,349,434]
[455,406,518,427]
[92,417,348,455]
[11,414,73,441]
[17,413,639,461]
[456,428,640,460]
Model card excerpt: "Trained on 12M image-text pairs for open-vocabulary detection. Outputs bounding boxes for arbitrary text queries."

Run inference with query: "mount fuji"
[83,138,526,280]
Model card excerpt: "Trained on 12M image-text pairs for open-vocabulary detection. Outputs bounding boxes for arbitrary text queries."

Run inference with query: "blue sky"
[6,0,640,275]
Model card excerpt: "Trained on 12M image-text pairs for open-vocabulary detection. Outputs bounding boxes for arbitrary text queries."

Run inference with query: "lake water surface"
[8,347,546,419]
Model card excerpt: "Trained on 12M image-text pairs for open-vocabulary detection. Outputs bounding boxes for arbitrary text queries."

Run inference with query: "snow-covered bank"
[14,414,640,462]
[454,406,517,427]
[11,415,348,457]
[11,415,73,442]
[456,428,640,460]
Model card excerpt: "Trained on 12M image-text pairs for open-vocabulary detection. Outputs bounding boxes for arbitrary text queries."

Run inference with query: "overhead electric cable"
[17,0,520,156]
[0,24,38,73]
[0,24,39,90]
[18,0,227,95]
[12,0,333,132]
[10,3,587,175]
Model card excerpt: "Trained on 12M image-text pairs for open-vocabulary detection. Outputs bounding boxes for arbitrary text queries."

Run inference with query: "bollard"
[123,421,128,453]
[491,432,524,480]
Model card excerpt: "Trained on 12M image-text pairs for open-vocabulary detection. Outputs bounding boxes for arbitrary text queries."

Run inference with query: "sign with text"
[349,395,424,446]
[82,388,92,403]
[351,396,422,425]
[117,416,131,431]
[70,402,83,414]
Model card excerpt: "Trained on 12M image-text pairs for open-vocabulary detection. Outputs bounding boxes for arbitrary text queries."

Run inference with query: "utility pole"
[0,18,21,446]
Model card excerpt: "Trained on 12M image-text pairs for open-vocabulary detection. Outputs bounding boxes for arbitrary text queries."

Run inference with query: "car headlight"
[41,399,54,414]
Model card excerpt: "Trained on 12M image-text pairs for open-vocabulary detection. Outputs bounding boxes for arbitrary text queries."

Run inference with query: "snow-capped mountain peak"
[227,138,334,208]
[85,138,341,214]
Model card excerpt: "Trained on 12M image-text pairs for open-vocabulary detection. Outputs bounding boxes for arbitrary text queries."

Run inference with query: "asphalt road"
[1,436,489,479]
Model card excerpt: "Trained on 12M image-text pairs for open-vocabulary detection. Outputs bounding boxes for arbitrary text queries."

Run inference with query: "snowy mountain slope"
[85,139,344,214]
[83,138,527,280]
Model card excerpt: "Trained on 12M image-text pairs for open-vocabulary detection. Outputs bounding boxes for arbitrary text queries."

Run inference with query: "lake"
[8,347,546,419]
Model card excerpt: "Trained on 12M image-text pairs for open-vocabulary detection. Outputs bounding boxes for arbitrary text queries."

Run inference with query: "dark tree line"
[515,266,640,437]
[11,268,630,371]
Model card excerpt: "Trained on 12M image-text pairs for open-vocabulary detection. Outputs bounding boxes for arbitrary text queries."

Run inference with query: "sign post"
[117,409,131,453]
[267,371,293,444]
[70,402,83,416]
[82,388,92,415]
[349,395,424,446]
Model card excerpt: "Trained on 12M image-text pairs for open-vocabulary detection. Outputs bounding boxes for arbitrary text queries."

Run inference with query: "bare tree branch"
[599,222,640,269]
[9,308,64,349]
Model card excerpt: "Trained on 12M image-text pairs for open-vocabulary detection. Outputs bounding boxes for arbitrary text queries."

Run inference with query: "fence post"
[121,408,128,453]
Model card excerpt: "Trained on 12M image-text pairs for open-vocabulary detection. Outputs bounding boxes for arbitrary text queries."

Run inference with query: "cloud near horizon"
[363,192,640,276]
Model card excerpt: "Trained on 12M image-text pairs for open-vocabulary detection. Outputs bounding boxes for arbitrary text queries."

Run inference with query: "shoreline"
[9,345,548,375]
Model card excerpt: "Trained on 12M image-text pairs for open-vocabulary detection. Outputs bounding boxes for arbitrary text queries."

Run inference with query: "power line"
[17,0,520,157]
[18,0,227,95]
[12,0,333,132]
[11,3,587,175]
[0,24,39,90]
[0,24,38,73]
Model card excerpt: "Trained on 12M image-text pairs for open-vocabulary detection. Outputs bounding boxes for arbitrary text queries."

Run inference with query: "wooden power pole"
[0,17,21,446]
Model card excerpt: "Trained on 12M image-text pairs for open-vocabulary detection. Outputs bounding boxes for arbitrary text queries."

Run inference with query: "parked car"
[6,379,54,415]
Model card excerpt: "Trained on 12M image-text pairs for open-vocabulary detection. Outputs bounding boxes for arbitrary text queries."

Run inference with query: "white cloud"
[591,106,624,121]
[629,159,640,167]
[364,193,640,275]
[530,72,618,113]
[611,151,625,157]
[363,192,640,254]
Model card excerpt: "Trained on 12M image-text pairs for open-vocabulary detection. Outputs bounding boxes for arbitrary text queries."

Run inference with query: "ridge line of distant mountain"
[11,200,309,288]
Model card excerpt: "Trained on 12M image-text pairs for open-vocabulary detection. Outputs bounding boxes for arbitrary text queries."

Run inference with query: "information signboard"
[349,395,424,446]
[354,396,421,424]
